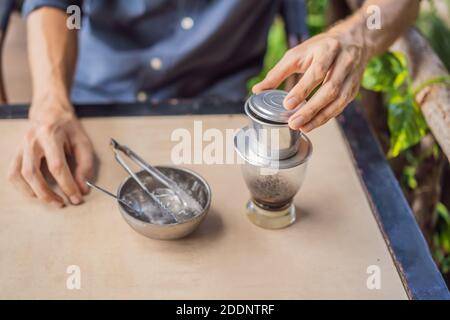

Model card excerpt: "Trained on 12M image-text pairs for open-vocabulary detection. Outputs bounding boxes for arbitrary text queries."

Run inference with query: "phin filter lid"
[246,90,303,124]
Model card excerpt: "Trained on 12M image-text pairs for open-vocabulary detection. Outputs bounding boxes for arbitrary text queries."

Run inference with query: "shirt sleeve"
[22,0,83,17]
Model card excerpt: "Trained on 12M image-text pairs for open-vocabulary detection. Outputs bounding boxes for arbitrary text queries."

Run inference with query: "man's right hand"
[8,96,95,208]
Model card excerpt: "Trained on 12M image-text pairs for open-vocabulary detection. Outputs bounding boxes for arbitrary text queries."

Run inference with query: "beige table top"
[0,115,407,299]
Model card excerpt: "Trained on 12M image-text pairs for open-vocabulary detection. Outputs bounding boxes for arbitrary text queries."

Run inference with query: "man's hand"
[253,0,419,133]
[9,7,93,207]
[8,97,95,207]
[253,30,367,132]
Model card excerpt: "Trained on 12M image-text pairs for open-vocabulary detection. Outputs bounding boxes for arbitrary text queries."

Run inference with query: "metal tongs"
[110,139,202,222]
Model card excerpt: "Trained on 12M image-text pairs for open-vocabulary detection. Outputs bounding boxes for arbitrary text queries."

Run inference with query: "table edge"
[338,103,450,300]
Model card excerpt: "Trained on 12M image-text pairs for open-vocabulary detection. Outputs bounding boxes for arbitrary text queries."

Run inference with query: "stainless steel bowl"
[117,166,211,240]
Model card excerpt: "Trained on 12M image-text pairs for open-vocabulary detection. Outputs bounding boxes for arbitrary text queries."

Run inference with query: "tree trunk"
[389,29,450,245]
[391,29,450,162]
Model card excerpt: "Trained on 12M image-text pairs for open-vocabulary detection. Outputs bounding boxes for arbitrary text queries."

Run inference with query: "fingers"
[288,52,354,129]
[253,36,341,106]
[283,52,339,110]
[7,149,36,198]
[21,142,65,208]
[71,135,95,195]
[9,116,96,208]
[44,136,83,205]
[252,48,309,93]
[296,73,360,132]
[298,101,341,133]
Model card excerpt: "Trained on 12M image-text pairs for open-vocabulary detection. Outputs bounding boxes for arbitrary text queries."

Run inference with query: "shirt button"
[150,57,162,70]
[181,17,194,30]
[137,91,147,102]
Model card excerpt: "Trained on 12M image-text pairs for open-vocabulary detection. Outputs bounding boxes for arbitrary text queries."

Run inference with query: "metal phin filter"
[244,90,303,161]
[234,90,313,229]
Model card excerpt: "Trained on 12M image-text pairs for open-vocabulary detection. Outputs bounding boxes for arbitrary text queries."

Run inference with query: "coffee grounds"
[246,174,297,208]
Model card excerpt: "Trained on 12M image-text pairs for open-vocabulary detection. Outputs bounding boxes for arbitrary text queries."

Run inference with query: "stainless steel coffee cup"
[245,90,303,160]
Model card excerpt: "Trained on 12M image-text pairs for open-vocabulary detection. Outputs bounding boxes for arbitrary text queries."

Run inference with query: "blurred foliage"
[410,1,450,276]
[416,0,450,71]
[402,144,440,190]
[434,203,450,274]
[360,0,450,280]
[361,52,429,158]
[247,18,288,92]
[363,0,450,281]
[306,0,329,35]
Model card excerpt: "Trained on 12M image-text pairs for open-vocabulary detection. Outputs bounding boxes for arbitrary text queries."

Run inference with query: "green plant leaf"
[387,94,428,157]
[306,0,329,35]
[437,202,450,226]
[362,52,409,93]
[403,165,418,189]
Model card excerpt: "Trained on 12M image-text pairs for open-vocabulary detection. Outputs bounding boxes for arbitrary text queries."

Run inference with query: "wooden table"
[0,101,447,300]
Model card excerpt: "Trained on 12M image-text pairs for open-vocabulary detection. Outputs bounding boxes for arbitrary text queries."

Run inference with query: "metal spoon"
[85,181,139,214]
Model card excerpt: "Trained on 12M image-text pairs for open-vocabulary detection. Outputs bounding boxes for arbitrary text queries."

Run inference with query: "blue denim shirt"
[23,0,281,103]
